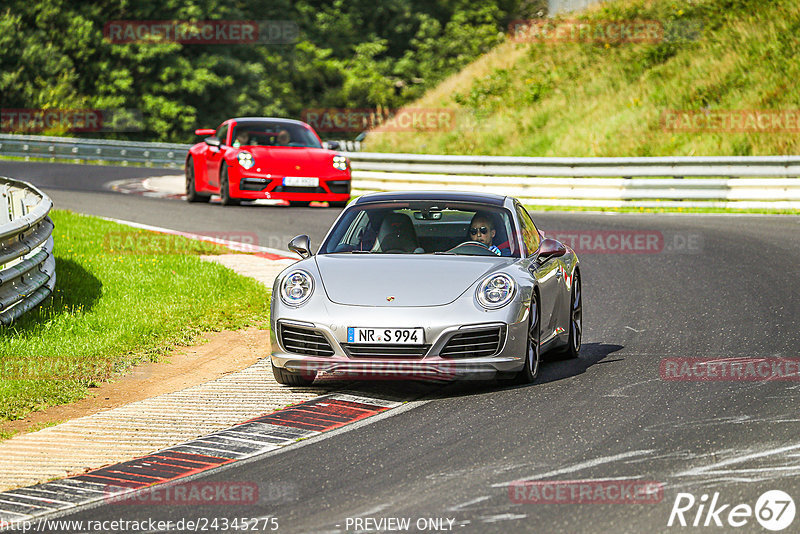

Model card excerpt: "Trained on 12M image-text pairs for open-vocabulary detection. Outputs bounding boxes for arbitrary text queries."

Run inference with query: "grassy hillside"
[365,0,800,156]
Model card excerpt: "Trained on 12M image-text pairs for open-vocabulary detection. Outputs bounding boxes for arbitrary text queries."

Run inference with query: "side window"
[216,123,229,145]
[515,204,540,256]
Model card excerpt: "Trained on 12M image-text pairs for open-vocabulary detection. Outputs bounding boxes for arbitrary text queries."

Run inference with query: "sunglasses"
[470,226,490,236]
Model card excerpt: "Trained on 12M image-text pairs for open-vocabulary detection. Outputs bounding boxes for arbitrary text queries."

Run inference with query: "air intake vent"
[343,344,430,359]
[280,324,334,356]
[274,186,325,194]
[440,327,504,358]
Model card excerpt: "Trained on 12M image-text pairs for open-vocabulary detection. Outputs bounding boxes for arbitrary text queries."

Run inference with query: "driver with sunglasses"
[468,212,502,255]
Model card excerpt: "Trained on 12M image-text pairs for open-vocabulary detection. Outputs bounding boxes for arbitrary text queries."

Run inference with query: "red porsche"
[185,117,351,207]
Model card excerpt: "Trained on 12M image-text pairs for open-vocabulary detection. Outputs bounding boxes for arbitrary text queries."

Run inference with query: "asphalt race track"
[4,160,800,533]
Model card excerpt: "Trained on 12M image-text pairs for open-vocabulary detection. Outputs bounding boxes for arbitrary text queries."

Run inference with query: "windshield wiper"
[434,251,457,255]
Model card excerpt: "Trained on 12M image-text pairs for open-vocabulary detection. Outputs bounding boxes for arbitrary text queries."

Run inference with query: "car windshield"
[319,202,520,257]
[230,121,322,149]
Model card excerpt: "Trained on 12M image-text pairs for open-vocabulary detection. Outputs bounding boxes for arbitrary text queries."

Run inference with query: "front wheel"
[219,164,240,206]
[271,362,316,386]
[510,290,541,384]
[328,200,348,208]
[562,271,582,358]
[185,159,210,203]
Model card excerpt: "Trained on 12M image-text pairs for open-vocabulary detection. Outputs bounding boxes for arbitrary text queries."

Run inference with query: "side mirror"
[536,238,566,262]
[288,235,312,259]
[195,128,216,136]
[326,141,341,151]
[204,136,221,148]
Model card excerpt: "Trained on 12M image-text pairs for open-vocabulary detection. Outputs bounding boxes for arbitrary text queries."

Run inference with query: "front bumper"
[231,168,351,201]
[270,298,530,381]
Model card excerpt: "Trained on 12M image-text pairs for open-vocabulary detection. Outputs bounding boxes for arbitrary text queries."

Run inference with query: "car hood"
[246,147,331,176]
[315,254,511,307]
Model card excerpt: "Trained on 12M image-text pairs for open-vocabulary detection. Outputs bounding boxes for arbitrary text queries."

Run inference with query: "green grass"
[366,0,800,157]
[0,210,271,425]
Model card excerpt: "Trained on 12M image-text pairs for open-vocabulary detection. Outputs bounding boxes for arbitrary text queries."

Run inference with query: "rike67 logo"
[668,490,796,531]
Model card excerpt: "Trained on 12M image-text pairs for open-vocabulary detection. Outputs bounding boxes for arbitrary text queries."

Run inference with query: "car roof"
[353,191,508,206]
[230,117,310,127]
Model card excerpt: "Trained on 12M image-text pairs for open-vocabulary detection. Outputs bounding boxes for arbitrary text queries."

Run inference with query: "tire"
[561,270,582,358]
[185,159,210,203]
[271,362,316,386]
[219,164,240,206]
[288,201,311,207]
[510,290,541,384]
[328,201,348,208]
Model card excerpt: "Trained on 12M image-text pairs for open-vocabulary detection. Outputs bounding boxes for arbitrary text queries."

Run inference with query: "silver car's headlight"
[280,270,314,306]
[332,154,349,171]
[237,151,255,170]
[476,274,515,309]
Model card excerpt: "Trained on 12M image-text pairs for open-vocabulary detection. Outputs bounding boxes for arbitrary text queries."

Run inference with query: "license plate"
[347,327,424,345]
[283,176,319,187]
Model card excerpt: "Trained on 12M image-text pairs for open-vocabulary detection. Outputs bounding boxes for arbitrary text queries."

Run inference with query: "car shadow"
[2,258,102,330]
[536,342,625,385]
[330,343,624,400]
[423,342,624,398]
[447,343,624,396]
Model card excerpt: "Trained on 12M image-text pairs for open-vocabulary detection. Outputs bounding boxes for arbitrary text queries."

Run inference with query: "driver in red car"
[468,212,502,255]
[277,129,291,146]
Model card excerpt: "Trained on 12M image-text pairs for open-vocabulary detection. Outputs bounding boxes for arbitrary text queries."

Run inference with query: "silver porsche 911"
[270,191,582,385]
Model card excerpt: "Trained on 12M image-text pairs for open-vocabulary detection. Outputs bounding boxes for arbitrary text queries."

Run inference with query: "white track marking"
[676,443,800,477]
[479,513,527,523]
[447,496,492,512]
[97,215,295,257]
[491,449,654,487]
[603,378,660,398]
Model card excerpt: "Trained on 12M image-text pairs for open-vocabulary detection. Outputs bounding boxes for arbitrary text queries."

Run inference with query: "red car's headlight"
[237,151,255,170]
[332,155,349,171]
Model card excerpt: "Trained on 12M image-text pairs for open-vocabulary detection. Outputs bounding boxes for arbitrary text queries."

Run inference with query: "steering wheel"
[445,241,497,256]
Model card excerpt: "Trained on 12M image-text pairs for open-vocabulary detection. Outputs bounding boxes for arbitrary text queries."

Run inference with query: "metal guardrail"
[0,133,188,168]
[347,153,800,209]
[0,133,357,167]
[1,134,799,208]
[0,177,55,325]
